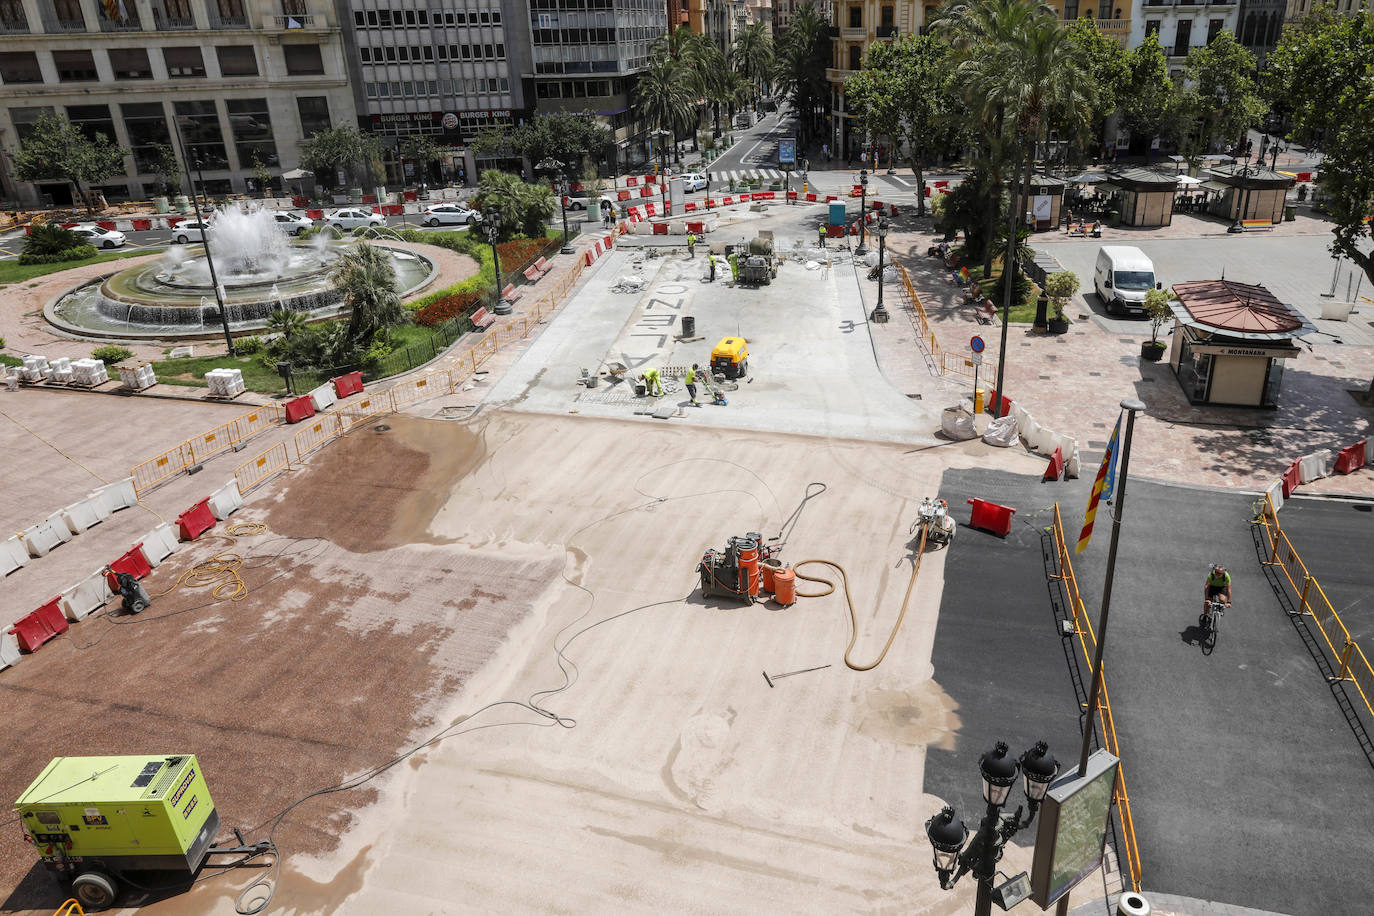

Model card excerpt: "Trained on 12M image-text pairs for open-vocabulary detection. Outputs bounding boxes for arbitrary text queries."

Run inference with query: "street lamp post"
[925,741,1060,916]
[870,215,889,323]
[171,116,235,355]
[537,156,575,254]
[483,206,507,314]
[855,169,869,256]
[1228,152,1254,233]
[1268,140,1284,171]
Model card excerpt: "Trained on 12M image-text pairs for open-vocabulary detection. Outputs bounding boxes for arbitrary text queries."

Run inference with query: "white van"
[1094,246,1158,317]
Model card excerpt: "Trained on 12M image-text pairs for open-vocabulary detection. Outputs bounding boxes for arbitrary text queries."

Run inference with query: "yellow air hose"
[792,525,929,671]
[149,520,269,603]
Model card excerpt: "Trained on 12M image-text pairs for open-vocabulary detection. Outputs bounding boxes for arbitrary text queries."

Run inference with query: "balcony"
[840,26,866,40]
[825,67,853,82]
[875,24,896,38]
[0,8,29,31]
[211,13,249,27]
[41,14,85,31]
[153,10,196,29]
[1096,18,1130,32]
[273,13,316,28]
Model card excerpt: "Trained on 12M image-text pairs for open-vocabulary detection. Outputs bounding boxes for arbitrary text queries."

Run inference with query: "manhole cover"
[374,424,391,432]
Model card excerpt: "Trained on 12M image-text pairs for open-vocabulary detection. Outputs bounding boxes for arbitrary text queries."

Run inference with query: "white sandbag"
[2,535,28,576]
[1297,449,1333,483]
[208,479,244,520]
[982,415,1018,447]
[941,406,977,441]
[91,477,138,514]
[139,523,179,567]
[61,570,113,622]
[0,631,20,672]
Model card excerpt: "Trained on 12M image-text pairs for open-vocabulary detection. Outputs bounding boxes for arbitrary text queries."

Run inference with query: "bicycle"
[1199,598,1226,652]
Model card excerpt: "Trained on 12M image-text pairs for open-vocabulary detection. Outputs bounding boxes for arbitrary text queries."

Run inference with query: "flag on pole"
[1076,411,1121,554]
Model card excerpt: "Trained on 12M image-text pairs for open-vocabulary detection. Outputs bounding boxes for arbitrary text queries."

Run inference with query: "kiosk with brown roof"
[1166,279,1314,407]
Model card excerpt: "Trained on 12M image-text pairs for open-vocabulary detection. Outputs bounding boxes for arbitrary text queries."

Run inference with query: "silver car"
[273,211,313,235]
[70,225,126,249]
[321,208,385,231]
[171,220,209,244]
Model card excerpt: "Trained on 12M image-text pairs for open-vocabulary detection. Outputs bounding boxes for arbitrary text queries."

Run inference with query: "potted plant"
[1142,287,1171,361]
[1043,270,1079,335]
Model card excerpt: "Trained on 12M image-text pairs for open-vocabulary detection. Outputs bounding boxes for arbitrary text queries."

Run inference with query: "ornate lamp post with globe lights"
[537,156,575,254]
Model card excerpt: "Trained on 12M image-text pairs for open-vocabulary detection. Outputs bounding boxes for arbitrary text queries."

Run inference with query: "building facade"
[1236,0,1284,61]
[1129,0,1239,75]
[0,0,356,205]
[337,0,525,185]
[524,0,666,170]
[826,0,919,162]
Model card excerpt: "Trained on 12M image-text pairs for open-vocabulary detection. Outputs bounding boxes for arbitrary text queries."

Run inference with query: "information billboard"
[1029,750,1120,908]
[778,138,796,165]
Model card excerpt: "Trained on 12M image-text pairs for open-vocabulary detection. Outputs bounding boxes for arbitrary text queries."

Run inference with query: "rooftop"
[1171,279,1306,336]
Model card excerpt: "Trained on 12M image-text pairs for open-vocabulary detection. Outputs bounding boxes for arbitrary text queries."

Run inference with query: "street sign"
[970,352,983,366]
[970,335,985,353]
[778,138,796,165]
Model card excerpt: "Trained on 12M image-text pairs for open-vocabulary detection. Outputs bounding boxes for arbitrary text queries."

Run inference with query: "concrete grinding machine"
[13,754,269,910]
[698,532,771,603]
[912,497,957,547]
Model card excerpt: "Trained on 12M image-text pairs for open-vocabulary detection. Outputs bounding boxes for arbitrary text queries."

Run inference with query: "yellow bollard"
[974,388,985,414]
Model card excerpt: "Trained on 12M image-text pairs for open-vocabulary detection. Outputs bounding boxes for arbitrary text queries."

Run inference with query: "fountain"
[47,205,436,340]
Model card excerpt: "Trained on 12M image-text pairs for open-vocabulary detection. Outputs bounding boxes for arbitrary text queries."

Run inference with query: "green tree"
[267,308,308,342]
[773,1,830,145]
[147,142,183,196]
[298,125,383,190]
[472,112,611,175]
[475,170,556,240]
[1065,18,1132,162]
[636,46,697,168]
[336,242,403,354]
[1173,31,1267,167]
[844,33,957,216]
[732,21,774,107]
[397,134,445,184]
[1120,34,1176,149]
[1267,8,1374,393]
[11,112,128,213]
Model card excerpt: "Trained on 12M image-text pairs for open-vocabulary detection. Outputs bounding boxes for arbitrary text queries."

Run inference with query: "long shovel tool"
[763,664,831,688]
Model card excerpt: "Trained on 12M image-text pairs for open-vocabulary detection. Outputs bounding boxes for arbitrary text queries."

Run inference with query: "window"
[437,45,447,59]
[1173,18,1191,55]
[397,46,408,62]
[377,82,390,97]
[360,47,371,62]
[109,48,153,79]
[54,49,98,81]
[215,45,258,76]
[283,43,324,75]
[1207,18,1223,42]
[881,5,893,26]
[122,102,172,172]
[164,46,207,78]
[848,5,861,27]
[483,43,494,58]
[499,77,509,91]
[366,82,378,98]
[480,10,490,23]
[227,98,278,167]
[495,42,505,57]
[491,9,500,22]
[212,0,247,26]
[848,44,861,70]
[1145,19,1160,36]
[172,100,228,169]
[1062,1,1078,17]
[66,105,117,145]
[427,80,438,95]
[297,96,330,136]
[0,51,43,84]
[354,11,364,25]
[0,0,28,31]
[422,46,433,60]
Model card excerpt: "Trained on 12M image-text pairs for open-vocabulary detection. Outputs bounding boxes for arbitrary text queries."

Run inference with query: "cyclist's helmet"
[1211,563,1226,575]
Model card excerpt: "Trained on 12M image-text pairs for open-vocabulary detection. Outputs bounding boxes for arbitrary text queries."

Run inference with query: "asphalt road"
[929,467,1374,915]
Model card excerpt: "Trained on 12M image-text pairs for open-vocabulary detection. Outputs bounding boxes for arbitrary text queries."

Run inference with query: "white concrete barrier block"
[45,510,74,544]
[208,479,244,520]
[62,496,103,535]
[308,382,337,412]
[1297,449,1333,484]
[1066,447,1081,479]
[61,570,113,622]
[1265,478,1284,514]
[21,521,63,557]
[1,631,21,672]
[91,477,138,514]
[2,536,28,576]
[139,523,179,567]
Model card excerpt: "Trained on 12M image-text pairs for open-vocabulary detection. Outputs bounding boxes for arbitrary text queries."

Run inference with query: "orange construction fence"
[131,406,282,496]
[894,264,986,381]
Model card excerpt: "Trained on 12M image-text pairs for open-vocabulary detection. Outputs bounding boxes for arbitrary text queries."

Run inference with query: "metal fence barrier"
[293,414,342,460]
[130,406,283,496]
[895,264,984,381]
[1050,504,1144,893]
[234,441,290,494]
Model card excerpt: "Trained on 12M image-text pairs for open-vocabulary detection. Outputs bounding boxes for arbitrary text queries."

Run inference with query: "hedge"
[18,244,98,265]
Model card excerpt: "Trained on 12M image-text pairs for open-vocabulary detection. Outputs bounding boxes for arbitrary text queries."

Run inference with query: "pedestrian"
[686,363,700,405]
[860,149,868,167]
[803,158,810,174]
[640,368,663,397]
[818,223,827,249]
[708,253,717,282]
[822,143,830,162]
[687,231,697,258]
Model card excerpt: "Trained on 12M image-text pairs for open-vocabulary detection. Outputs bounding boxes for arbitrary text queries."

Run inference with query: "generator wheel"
[129,598,148,614]
[73,872,117,909]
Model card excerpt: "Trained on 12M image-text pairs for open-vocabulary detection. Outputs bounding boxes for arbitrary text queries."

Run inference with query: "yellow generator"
[710,337,750,379]
[14,754,260,910]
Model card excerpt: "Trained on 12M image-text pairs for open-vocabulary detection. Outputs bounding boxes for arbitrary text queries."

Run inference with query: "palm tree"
[268,308,307,341]
[774,2,829,146]
[637,46,697,169]
[336,242,402,350]
[732,22,774,109]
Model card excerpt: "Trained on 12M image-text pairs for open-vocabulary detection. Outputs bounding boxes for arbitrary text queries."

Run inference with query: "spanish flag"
[1076,412,1121,553]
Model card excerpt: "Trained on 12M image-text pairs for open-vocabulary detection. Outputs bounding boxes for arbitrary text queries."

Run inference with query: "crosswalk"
[707,168,787,183]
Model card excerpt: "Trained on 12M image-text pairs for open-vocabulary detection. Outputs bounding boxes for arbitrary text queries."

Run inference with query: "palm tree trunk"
[991,144,1026,420]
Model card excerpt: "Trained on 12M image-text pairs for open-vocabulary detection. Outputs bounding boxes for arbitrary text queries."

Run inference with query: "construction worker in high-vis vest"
[641,368,663,397]
[687,232,697,258]
[685,364,699,405]
[818,223,827,249]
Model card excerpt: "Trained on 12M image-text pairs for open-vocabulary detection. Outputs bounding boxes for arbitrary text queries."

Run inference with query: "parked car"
[69,225,126,249]
[678,173,708,192]
[171,221,209,244]
[421,203,481,226]
[566,193,620,214]
[321,208,385,231]
[273,211,313,235]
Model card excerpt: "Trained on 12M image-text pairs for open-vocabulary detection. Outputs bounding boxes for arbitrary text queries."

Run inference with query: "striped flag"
[1076,412,1121,554]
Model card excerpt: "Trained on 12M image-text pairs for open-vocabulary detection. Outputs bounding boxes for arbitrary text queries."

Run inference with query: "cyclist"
[1203,563,1232,623]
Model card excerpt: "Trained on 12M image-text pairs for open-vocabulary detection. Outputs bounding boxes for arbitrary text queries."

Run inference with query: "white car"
[171,221,209,244]
[678,173,708,192]
[321,208,385,231]
[273,211,313,235]
[70,225,126,249]
[421,203,480,226]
